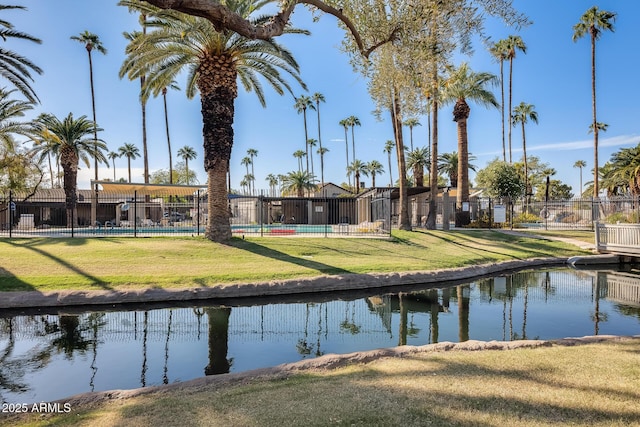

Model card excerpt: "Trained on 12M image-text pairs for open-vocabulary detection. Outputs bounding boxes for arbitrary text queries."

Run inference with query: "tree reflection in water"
[205,307,232,376]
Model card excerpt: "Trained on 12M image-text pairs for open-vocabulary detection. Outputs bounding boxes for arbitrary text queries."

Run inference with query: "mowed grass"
[7,339,640,427]
[0,229,588,292]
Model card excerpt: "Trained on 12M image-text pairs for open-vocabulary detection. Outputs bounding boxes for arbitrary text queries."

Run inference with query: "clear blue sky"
[8,0,639,196]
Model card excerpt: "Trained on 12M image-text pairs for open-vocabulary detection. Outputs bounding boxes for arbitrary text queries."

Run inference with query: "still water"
[1,267,640,404]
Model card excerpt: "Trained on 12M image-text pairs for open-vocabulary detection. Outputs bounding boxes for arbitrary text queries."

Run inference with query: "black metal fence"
[0,189,392,238]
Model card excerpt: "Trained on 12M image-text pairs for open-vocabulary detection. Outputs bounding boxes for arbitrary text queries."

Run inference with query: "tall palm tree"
[442,63,498,225]
[265,173,278,196]
[155,80,180,184]
[573,160,587,195]
[240,155,252,193]
[347,159,368,193]
[406,146,430,187]
[366,160,384,188]
[312,92,325,185]
[490,39,509,162]
[307,138,316,178]
[317,146,329,188]
[294,95,314,173]
[573,6,616,198]
[118,142,141,183]
[383,140,394,187]
[246,148,258,194]
[119,0,306,242]
[292,149,306,172]
[403,118,421,151]
[0,5,43,103]
[504,35,526,163]
[107,151,119,181]
[177,145,197,185]
[346,115,361,164]
[71,31,107,184]
[339,118,351,187]
[33,113,107,226]
[281,170,316,197]
[512,102,538,201]
[438,151,478,188]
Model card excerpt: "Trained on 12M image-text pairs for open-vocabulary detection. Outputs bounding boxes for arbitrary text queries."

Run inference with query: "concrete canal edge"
[1,255,626,309]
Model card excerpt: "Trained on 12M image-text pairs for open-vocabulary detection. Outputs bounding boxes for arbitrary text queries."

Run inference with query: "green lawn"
[0,229,589,292]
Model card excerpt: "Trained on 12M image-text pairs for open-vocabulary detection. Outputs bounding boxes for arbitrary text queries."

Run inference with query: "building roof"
[93,181,206,196]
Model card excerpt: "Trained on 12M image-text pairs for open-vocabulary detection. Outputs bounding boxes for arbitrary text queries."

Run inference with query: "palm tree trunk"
[200,60,236,242]
[141,76,149,183]
[522,121,528,209]
[303,110,309,174]
[454,99,471,226]
[392,90,411,231]
[508,57,514,163]
[591,30,599,198]
[426,68,439,230]
[344,127,350,188]
[317,103,324,188]
[163,89,173,184]
[500,59,506,162]
[185,159,190,185]
[61,152,78,227]
[128,157,132,183]
[87,49,98,227]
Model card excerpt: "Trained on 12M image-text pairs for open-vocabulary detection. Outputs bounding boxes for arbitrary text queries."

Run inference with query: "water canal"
[1,267,640,404]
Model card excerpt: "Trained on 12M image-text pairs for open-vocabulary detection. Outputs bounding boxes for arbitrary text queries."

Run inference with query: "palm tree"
[490,39,509,162]
[442,63,498,225]
[573,160,587,195]
[265,173,278,196]
[348,159,368,193]
[312,92,325,185]
[0,5,43,103]
[294,95,315,173]
[438,152,478,188]
[293,149,306,172]
[71,31,107,184]
[366,160,384,187]
[317,146,329,189]
[406,146,430,187]
[512,102,539,201]
[241,173,254,195]
[307,139,317,178]
[118,142,141,183]
[246,148,258,194]
[177,145,197,185]
[346,115,361,164]
[33,113,107,226]
[383,140,394,187]
[438,152,458,187]
[573,6,616,198]
[504,35,526,163]
[107,151,119,181]
[281,170,316,197]
[155,81,180,184]
[339,118,351,187]
[403,118,421,151]
[119,1,306,242]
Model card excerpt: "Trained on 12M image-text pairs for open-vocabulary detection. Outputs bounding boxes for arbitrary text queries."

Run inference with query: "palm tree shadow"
[4,240,112,290]
[227,239,353,275]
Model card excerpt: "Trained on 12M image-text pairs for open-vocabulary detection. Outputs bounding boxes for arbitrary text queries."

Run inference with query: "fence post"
[134,190,137,238]
[259,192,264,237]
[197,190,201,236]
[9,190,13,239]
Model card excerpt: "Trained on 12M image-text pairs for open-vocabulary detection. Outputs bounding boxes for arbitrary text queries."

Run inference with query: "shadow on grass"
[3,239,113,290]
[419,229,566,259]
[226,238,354,275]
[0,267,35,292]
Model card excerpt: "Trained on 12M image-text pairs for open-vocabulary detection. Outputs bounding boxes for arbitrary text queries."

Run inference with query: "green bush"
[513,212,541,225]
